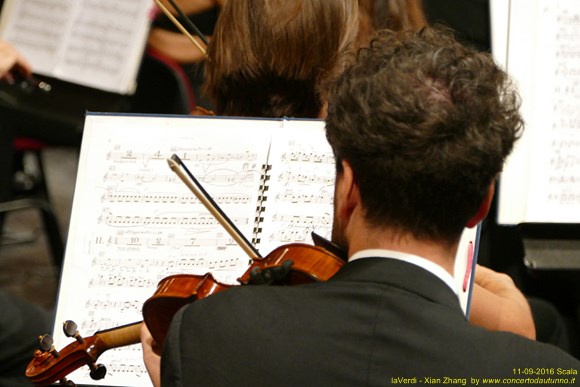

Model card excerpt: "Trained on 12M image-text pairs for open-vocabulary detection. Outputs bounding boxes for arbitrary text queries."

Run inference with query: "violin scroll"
[25,321,141,386]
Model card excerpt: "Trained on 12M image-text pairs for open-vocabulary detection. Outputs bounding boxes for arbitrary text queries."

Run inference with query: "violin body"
[143,272,232,346]
[143,243,344,346]
[25,243,344,385]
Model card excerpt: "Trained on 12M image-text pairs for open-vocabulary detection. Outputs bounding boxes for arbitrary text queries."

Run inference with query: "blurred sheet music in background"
[491,0,580,270]
[0,0,153,94]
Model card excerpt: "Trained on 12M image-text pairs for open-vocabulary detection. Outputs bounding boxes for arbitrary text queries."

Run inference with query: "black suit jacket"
[161,258,580,386]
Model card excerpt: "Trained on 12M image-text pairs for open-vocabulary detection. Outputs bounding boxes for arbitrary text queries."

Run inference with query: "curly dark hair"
[325,26,524,245]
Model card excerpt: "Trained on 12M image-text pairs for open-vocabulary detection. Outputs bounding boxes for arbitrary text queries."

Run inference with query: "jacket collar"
[330,257,464,316]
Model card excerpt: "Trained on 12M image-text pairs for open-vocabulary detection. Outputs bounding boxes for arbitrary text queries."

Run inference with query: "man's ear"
[335,160,360,223]
[466,181,495,228]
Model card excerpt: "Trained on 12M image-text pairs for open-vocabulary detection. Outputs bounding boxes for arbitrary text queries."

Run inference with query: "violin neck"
[91,321,142,357]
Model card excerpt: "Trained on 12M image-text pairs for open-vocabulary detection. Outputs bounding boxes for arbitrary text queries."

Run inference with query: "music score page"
[54,114,272,386]
[0,0,152,93]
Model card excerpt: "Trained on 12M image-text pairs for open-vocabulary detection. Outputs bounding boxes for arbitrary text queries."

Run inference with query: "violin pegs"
[38,334,53,351]
[63,320,78,336]
[38,334,59,358]
[63,320,84,343]
[89,363,107,380]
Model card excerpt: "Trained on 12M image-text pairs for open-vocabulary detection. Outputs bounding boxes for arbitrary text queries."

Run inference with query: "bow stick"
[151,0,208,55]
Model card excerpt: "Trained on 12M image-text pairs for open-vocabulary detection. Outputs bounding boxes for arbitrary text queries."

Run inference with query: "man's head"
[204,0,359,118]
[326,26,523,248]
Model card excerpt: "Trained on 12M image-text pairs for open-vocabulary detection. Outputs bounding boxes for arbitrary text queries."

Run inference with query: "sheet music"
[495,0,580,224]
[53,114,272,386]
[258,120,336,255]
[0,0,152,94]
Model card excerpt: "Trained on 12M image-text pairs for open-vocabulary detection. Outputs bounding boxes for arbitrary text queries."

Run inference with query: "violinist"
[199,0,428,119]
[142,25,580,386]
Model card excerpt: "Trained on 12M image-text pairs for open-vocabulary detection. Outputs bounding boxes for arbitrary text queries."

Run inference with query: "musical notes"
[98,210,249,228]
[256,120,337,254]
[106,149,258,164]
[1,0,71,62]
[52,115,274,386]
[274,189,333,205]
[276,170,334,185]
[91,234,241,251]
[101,191,251,205]
[50,115,344,385]
[0,0,153,93]
[280,150,334,164]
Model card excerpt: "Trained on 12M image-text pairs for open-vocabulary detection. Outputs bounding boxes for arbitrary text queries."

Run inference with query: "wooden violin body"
[143,242,344,346]
[26,243,344,385]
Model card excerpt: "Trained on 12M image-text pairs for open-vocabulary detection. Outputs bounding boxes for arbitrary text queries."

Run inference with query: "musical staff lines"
[0,0,152,93]
[98,210,249,228]
[101,191,251,205]
[103,170,258,186]
[91,233,242,251]
[50,115,333,386]
[106,149,258,165]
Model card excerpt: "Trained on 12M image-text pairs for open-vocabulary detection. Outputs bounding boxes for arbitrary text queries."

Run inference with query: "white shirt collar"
[349,249,458,295]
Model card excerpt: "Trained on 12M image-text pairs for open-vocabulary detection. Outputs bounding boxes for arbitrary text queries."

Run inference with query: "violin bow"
[167,154,262,261]
[151,0,208,55]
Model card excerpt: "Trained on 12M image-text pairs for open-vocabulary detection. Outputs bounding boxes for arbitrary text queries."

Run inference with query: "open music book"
[491,0,580,225]
[0,0,152,94]
[53,113,480,386]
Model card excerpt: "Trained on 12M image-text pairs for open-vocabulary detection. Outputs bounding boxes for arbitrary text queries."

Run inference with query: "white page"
[496,0,580,224]
[0,0,74,73]
[53,114,272,386]
[0,0,152,94]
[52,0,152,93]
[257,119,336,255]
[490,0,510,69]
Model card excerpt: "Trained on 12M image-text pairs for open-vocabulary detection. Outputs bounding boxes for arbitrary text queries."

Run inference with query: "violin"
[25,242,343,386]
[25,155,346,386]
[143,242,344,346]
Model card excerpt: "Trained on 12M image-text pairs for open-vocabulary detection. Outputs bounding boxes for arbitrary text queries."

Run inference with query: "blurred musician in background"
[0,38,53,387]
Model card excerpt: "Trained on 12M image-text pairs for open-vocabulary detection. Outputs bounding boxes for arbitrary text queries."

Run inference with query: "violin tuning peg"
[63,320,78,336]
[38,334,59,358]
[63,320,84,343]
[89,363,107,380]
[38,334,53,351]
